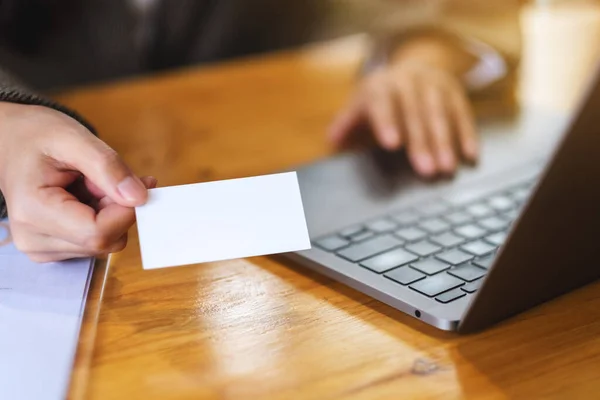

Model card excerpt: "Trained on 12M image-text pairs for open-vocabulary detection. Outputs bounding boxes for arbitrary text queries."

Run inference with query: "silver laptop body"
[287,69,600,332]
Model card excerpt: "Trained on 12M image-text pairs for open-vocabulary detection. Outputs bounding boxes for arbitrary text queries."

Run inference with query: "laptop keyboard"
[314,178,536,304]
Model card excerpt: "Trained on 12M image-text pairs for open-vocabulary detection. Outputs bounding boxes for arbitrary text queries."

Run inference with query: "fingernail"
[414,154,435,176]
[144,176,158,189]
[465,141,479,161]
[327,126,337,141]
[439,152,456,172]
[327,128,342,147]
[383,128,401,150]
[327,119,344,141]
[117,176,146,203]
[471,148,479,162]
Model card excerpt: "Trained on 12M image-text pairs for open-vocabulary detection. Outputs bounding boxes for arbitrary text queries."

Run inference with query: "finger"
[95,203,136,240]
[13,228,128,259]
[48,130,148,207]
[66,175,94,204]
[83,177,108,199]
[87,175,157,199]
[25,187,135,251]
[365,81,402,151]
[448,87,478,162]
[12,227,81,255]
[28,253,89,263]
[97,195,115,210]
[97,176,157,210]
[423,85,457,174]
[111,233,129,253]
[28,239,127,263]
[328,95,365,146]
[394,79,436,177]
[141,176,158,189]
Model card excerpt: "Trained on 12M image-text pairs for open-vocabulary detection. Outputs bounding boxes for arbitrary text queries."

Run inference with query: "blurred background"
[3,0,600,115]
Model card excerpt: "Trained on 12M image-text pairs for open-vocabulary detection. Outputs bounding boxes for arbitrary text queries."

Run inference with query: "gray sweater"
[0,0,328,217]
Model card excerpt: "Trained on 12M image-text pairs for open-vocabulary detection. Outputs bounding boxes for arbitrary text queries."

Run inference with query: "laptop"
[287,68,600,333]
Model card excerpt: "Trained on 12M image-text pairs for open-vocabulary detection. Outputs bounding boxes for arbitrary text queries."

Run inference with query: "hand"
[328,60,478,177]
[0,102,156,262]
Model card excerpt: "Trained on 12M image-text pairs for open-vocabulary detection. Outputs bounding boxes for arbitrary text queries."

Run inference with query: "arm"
[372,27,509,93]
[0,66,97,218]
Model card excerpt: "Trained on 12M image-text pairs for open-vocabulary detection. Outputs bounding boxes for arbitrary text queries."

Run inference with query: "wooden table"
[57,26,600,399]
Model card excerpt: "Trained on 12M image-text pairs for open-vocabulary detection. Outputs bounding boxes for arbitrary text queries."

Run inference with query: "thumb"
[49,130,148,207]
[96,176,158,210]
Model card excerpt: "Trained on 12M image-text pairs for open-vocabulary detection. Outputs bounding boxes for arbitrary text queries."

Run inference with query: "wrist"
[385,32,508,92]
[390,35,478,78]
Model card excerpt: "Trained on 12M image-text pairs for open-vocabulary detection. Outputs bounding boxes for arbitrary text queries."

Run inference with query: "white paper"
[135,172,311,269]
[0,220,94,400]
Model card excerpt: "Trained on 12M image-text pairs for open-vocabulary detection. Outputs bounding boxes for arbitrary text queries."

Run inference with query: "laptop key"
[430,232,465,248]
[473,254,495,269]
[461,240,496,257]
[337,235,404,263]
[419,218,450,234]
[405,240,442,257]
[360,248,419,273]
[391,210,420,226]
[466,203,495,218]
[488,195,515,211]
[411,258,450,275]
[443,167,541,206]
[436,249,474,265]
[384,267,426,285]
[410,273,464,297]
[315,235,350,252]
[448,264,487,282]
[477,216,510,231]
[444,210,472,225]
[502,209,520,221]
[394,227,427,242]
[366,219,397,233]
[462,279,484,293]
[455,224,487,239]
[339,225,367,238]
[436,288,466,304]
[485,231,507,246]
[416,201,450,216]
[511,187,531,202]
[351,231,375,242]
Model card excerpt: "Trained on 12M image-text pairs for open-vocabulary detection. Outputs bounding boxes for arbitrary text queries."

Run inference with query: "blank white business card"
[135,172,311,270]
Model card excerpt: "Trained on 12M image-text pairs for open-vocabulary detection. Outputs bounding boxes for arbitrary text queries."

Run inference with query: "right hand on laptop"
[0,102,155,262]
[329,37,479,178]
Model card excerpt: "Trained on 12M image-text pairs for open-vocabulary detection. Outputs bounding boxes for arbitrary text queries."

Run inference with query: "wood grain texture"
[57,32,600,400]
